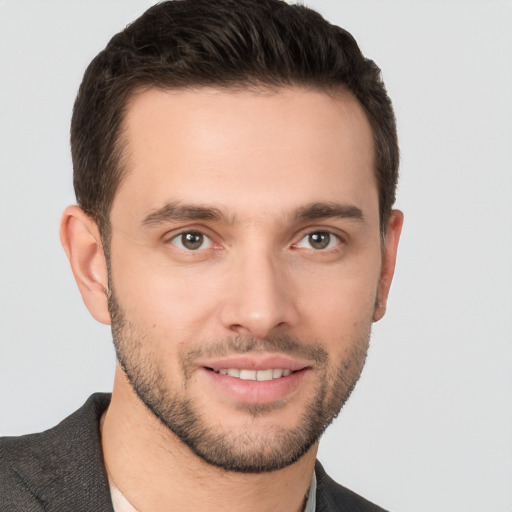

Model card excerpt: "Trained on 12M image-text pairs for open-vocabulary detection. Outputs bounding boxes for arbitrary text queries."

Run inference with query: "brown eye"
[308,232,331,250]
[171,231,212,251]
[295,231,340,251]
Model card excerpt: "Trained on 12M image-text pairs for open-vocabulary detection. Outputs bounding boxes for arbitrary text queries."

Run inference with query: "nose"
[219,251,300,339]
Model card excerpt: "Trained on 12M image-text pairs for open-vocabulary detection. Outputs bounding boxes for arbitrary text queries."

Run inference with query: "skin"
[60,86,402,512]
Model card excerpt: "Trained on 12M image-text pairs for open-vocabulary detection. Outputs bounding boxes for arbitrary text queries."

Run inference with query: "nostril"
[229,324,249,335]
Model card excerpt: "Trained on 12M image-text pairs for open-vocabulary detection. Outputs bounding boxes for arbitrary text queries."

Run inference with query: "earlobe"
[373,209,404,322]
[60,205,111,325]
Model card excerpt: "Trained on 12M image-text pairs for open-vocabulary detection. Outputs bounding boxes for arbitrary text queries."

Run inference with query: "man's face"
[106,87,394,472]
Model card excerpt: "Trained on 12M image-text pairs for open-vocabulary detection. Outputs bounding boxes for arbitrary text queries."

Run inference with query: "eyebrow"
[294,202,364,223]
[141,200,364,228]
[141,202,228,228]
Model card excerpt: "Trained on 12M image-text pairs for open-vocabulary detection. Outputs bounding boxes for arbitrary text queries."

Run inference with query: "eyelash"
[292,231,343,251]
[169,231,215,251]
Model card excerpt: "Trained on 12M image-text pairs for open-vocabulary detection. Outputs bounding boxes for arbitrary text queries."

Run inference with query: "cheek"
[295,261,380,339]
[109,233,382,344]
[110,243,223,334]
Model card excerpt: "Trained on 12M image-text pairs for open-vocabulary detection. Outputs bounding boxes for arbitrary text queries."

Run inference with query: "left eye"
[295,231,340,250]
[170,231,213,251]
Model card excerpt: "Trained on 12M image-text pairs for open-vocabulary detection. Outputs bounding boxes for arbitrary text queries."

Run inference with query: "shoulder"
[0,393,113,512]
[315,461,389,512]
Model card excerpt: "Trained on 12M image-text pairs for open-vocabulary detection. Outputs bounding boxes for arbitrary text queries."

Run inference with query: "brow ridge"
[294,202,364,222]
[141,201,226,227]
[141,200,364,228]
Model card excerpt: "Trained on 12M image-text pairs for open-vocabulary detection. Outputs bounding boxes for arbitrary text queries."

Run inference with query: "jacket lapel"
[7,394,114,512]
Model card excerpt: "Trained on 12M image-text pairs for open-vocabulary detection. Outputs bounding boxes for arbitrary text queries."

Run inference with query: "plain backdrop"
[1,1,511,511]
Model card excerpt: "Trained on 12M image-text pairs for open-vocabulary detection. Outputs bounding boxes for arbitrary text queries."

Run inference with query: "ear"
[60,205,111,325]
[373,209,404,322]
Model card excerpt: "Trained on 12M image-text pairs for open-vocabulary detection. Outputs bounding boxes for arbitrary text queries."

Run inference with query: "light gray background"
[1,1,511,511]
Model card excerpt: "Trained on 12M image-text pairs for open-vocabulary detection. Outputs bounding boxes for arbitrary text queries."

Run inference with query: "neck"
[101,369,318,512]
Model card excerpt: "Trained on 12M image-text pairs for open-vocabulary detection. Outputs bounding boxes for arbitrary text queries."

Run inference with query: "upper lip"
[198,354,311,372]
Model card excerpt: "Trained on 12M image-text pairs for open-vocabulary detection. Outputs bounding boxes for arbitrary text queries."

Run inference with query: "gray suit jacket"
[0,394,388,511]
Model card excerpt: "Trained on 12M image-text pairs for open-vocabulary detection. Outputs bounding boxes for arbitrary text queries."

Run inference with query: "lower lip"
[200,367,309,404]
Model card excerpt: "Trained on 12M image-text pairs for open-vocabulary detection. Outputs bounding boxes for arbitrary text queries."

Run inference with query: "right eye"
[169,231,213,251]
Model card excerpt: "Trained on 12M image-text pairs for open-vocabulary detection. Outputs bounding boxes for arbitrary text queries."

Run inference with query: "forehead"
[112,86,377,224]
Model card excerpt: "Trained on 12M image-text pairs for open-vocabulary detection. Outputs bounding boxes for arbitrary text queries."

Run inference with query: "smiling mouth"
[206,368,298,381]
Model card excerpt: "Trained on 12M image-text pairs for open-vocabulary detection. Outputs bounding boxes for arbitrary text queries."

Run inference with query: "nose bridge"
[220,244,298,338]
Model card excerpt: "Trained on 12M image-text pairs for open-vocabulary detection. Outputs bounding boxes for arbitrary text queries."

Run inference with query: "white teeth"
[256,369,274,381]
[217,368,292,380]
[239,369,257,380]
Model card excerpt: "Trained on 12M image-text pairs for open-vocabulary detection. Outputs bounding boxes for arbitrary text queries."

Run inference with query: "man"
[0,0,402,510]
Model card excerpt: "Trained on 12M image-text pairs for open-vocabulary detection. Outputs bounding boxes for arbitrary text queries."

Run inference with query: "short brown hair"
[71,0,399,239]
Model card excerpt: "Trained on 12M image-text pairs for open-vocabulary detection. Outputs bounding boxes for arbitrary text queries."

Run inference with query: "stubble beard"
[108,287,371,474]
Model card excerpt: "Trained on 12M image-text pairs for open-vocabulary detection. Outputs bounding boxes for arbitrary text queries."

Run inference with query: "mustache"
[181,333,328,367]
